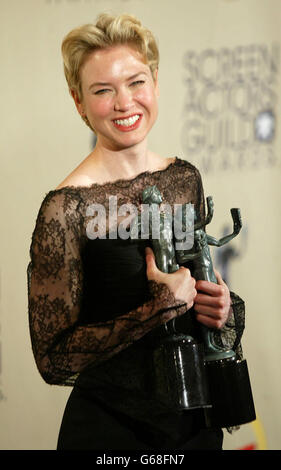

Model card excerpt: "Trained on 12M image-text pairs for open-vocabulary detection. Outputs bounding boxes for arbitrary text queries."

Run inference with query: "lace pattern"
[213,291,245,359]
[27,157,245,386]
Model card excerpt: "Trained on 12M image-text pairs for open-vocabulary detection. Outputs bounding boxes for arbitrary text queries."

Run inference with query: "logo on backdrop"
[181,43,280,173]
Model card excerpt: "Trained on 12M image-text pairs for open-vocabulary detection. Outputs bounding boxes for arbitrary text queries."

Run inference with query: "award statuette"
[176,196,256,428]
[132,186,211,411]
[132,186,256,429]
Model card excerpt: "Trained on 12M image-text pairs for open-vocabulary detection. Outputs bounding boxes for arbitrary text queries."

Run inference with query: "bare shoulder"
[55,172,93,190]
[149,153,176,171]
[55,155,177,190]
[55,154,97,190]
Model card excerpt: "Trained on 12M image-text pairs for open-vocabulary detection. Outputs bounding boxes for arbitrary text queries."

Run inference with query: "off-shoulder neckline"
[47,156,181,196]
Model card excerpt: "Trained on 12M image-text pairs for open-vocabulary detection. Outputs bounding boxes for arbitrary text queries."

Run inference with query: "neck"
[89,138,163,181]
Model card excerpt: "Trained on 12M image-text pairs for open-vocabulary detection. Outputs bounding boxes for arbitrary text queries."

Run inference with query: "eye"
[94,88,111,95]
[130,80,145,87]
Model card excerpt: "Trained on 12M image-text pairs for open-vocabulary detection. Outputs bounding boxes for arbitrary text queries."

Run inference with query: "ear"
[70,89,84,117]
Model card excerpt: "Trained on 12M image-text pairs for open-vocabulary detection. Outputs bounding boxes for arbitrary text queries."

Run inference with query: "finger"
[193,304,222,319]
[195,313,223,329]
[195,279,224,296]
[177,266,192,276]
[194,293,225,308]
[213,268,225,286]
[145,247,158,275]
[145,246,156,264]
[145,246,154,257]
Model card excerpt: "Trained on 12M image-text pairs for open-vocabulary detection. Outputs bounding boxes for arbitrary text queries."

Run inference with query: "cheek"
[135,89,158,114]
[87,98,112,119]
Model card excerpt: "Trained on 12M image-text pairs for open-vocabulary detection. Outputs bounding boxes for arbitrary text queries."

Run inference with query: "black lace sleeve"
[213,292,245,359]
[27,191,187,385]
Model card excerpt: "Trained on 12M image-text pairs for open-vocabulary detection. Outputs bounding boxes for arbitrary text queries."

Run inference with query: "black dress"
[27,157,245,450]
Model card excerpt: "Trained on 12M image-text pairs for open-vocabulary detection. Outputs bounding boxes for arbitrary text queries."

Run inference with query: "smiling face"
[73,44,159,151]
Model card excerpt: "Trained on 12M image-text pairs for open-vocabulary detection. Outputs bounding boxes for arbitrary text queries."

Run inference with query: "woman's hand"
[145,247,197,310]
[193,269,231,329]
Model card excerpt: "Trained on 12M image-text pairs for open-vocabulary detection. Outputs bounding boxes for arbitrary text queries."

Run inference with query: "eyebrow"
[88,72,148,91]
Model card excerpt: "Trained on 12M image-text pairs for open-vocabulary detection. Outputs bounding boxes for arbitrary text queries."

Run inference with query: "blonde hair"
[61,13,159,129]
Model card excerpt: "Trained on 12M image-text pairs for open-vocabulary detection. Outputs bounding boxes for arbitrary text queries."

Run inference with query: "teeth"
[114,115,140,127]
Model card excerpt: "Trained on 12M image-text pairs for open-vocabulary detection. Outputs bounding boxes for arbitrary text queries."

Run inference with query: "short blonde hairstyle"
[61,13,159,129]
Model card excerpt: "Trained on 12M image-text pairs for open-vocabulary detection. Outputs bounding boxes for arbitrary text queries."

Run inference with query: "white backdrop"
[1,0,280,450]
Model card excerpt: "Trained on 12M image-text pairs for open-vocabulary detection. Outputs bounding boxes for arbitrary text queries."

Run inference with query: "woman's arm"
[27,192,187,385]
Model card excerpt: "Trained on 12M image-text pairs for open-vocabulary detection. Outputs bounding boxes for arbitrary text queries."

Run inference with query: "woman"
[27,13,245,450]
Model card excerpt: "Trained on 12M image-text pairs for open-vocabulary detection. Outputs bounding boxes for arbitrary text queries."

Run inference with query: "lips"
[112,114,142,131]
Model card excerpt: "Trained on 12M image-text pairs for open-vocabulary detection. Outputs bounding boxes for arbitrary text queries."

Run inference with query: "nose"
[114,88,133,112]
